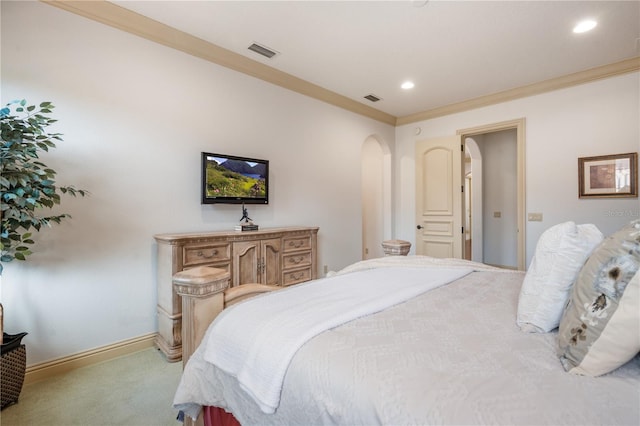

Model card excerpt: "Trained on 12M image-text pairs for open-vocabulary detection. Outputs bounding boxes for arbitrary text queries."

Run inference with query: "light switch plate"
[528,212,543,221]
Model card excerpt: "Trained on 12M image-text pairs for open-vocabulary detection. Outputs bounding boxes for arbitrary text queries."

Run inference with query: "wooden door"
[415,136,464,259]
[232,240,260,286]
[260,238,281,285]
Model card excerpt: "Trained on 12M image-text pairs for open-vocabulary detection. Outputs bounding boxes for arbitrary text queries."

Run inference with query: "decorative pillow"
[557,219,640,376]
[517,222,603,333]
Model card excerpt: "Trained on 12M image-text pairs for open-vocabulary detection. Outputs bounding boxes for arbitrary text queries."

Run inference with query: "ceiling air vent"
[364,94,382,102]
[248,43,278,59]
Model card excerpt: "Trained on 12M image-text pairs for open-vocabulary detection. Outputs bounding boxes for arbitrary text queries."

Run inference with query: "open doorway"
[465,130,517,268]
[361,135,392,259]
[458,118,526,270]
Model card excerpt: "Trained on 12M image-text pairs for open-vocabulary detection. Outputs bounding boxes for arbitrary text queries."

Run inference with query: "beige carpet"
[1,348,183,426]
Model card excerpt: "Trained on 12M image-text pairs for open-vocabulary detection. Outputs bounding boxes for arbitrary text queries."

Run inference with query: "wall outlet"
[493,211,501,218]
[323,265,328,274]
[528,212,543,221]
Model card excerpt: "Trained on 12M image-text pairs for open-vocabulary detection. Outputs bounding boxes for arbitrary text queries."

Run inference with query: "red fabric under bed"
[203,406,241,426]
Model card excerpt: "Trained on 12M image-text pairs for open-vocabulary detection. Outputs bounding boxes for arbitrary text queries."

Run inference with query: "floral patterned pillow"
[557,219,640,376]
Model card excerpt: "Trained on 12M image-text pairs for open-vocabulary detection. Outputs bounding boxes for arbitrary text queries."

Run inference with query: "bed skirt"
[203,406,240,426]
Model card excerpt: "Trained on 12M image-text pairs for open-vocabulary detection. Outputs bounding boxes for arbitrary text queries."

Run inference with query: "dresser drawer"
[183,243,230,267]
[282,267,311,286]
[283,252,311,269]
[282,235,311,252]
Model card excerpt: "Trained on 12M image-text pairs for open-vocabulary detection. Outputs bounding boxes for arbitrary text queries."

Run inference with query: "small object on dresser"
[236,203,258,231]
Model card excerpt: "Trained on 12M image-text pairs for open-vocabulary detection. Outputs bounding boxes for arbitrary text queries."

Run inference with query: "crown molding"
[396,57,640,126]
[42,2,638,128]
[42,0,397,126]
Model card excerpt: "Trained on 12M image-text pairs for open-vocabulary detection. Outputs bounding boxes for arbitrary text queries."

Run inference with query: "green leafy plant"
[1,100,88,274]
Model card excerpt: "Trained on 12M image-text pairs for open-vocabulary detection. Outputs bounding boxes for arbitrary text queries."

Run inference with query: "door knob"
[416,225,423,229]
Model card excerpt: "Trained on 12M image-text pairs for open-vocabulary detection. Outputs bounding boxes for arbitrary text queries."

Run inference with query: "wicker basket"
[1,333,27,410]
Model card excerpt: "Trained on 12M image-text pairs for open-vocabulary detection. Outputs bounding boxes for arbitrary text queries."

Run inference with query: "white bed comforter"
[173,257,640,425]
[205,260,477,413]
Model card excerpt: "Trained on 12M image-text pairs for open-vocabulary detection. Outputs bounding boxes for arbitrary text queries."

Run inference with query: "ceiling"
[105,1,639,122]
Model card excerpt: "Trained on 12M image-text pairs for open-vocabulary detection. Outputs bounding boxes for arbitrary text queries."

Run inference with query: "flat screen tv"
[201,152,269,204]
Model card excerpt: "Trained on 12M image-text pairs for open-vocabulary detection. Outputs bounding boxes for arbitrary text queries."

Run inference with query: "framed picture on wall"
[578,152,638,198]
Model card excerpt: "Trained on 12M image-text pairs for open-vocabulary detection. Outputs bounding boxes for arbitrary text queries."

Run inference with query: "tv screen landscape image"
[201,152,269,204]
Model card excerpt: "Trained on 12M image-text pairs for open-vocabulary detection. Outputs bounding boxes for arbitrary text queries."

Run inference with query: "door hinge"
[461,185,464,193]
[461,144,464,152]
[462,226,464,233]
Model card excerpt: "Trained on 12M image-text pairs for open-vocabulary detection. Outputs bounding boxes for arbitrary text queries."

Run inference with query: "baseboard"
[24,332,158,384]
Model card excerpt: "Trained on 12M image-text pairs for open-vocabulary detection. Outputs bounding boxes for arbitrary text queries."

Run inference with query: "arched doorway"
[465,137,483,263]
[362,135,392,259]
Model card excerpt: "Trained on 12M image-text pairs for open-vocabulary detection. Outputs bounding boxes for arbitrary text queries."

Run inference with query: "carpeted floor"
[1,348,183,426]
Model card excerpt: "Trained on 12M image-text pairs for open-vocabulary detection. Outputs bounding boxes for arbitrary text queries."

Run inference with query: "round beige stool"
[381,240,411,256]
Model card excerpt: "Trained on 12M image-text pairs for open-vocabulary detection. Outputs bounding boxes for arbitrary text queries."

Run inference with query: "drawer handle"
[289,272,304,280]
[289,241,304,248]
[289,256,304,265]
[197,250,218,258]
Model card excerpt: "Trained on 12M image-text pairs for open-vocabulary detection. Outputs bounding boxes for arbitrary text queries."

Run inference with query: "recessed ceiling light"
[573,19,597,34]
[401,81,415,90]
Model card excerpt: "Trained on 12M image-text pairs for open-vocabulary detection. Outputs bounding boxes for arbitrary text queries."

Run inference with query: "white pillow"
[517,221,603,333]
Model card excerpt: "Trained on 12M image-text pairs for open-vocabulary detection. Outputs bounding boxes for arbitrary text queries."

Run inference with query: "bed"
[173,221,640,426]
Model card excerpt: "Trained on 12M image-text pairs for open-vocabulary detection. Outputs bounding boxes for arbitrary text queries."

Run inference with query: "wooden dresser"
[154,226,319,361]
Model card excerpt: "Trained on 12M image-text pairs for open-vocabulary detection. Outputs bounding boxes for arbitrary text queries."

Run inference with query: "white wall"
[395,72,640,267]
[1,2,394,365]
